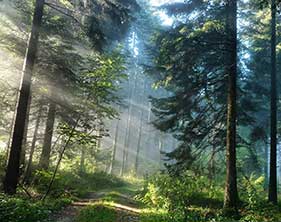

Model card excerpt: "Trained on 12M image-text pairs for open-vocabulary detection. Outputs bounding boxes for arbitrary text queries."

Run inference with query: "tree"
[38,100,56,170]
[148,1,229,175]
[3,0,45,195]
[268,0,277,204]
[109,116,120,174]
[223,0,239,211]
[24,99,44,183]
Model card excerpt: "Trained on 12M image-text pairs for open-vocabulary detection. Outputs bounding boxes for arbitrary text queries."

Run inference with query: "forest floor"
[50,184,142,222]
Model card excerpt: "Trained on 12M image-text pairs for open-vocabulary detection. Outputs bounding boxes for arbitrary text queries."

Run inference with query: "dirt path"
[49,189,141,222]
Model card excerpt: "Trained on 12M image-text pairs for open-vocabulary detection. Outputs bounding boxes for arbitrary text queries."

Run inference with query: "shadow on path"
[50,188,141,222]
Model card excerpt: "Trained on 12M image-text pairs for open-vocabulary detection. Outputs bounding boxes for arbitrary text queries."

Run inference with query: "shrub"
[139,172,223,219]
[239,175,265,209]
[0,194,71,222]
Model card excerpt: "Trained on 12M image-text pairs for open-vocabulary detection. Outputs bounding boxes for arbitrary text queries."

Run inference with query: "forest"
[1,0,281,221]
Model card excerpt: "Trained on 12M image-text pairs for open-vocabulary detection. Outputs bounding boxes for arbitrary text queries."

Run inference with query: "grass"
[0,169,129,222]
[76,203,117,222]
[0,194,72,222]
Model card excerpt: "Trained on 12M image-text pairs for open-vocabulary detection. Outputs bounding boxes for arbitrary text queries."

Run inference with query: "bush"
[139,172,281,222]
[239,175,265,209]
[0,152,6,189]
[0,194,72,222]
[138,172,223,220]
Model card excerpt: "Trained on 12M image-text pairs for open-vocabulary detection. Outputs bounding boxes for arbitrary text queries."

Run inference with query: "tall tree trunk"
[209,143,216,181]
[121,31,138,175]
[20,95,32,171]
[80,148,85,173]
[264,141,269,189]
[3,0,45,195]
[223,0,238,211]
[123,86,135,173]
[5,93,20,165]
[135,109,144,175]
[96,121,102,150]
[121,72,136,176]
[109,118,120,174]
[158,132,163,167]
[24,100,43,183]
[39,101,56,170]
[269,0,277,204]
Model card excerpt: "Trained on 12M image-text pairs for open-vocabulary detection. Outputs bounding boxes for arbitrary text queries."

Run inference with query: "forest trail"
[50,185,141,222]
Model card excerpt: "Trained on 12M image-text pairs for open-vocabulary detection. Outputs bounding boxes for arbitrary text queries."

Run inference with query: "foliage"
[239,175,265,209]
[76,203,116,222]
[138,172,223,220]
[140,208,171,222]
[33,170,125,198]
[0,194,71,222]
[0,152,6,188]
[148,0,230,174]
[139,173,281,222]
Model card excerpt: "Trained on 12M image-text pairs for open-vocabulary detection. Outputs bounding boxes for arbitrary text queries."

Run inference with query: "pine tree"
[4,0,45,195]
[223,0,238,211]
[268,0,277,204]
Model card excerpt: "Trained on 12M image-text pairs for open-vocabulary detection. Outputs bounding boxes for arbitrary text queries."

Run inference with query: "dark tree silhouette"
[39,101,56,170]
[223,0,239,211]
[3,0,45,195]
[268,0,277,204]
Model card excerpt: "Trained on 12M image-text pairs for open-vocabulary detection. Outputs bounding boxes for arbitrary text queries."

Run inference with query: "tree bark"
[158,132,163,167]
[268,0,277,204]
[209,143,216,181]
[120,71,136,176]
[223,0,238,211]
[109,118,120,174]
[135,109,144,175]
[264,141,269,189]
[3,0,45,195]
[80,148,85,173]
[20,94,32,171]
[39,101,56,170]
[24,100,43,183]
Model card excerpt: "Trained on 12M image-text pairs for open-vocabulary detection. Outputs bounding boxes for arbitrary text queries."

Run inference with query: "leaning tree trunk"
[3,0,45,195]
[223,0,238,212]
[269,0,277,204]
[24,100,43,183]
[39,101,56,170]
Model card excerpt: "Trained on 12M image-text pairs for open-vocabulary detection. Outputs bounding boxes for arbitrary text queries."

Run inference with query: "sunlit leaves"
[79,50,126,106]
[58,122,97,145]
[58,0,74,9]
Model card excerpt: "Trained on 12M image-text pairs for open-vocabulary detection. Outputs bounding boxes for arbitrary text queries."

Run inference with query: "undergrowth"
[0,194,71,222]
[0,169,125,222]
[34,170,125,198]
[138,172,281,222]
[76,202,116,222]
